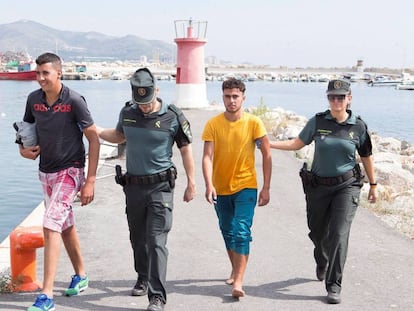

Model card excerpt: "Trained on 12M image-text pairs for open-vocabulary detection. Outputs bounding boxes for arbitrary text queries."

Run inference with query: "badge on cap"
[333,80,342,89]
[137,87,146,96]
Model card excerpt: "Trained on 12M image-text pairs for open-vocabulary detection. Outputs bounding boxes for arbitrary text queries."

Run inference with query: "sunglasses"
[327,94,346,101]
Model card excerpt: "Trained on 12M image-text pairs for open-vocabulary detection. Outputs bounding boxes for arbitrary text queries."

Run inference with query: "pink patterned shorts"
[39,167,85,233]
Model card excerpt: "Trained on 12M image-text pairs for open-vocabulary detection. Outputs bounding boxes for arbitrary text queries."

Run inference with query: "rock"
[401,140,411,151]
[401,146,414,156]
[372,135,402,153]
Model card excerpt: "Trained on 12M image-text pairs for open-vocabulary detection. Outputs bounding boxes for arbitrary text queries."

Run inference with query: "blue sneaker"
[64,274,89,296]
[27,294,55,311]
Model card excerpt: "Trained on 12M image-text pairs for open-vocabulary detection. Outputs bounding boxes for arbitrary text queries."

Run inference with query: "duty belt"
[125,167,177,185]
[314,169,355,186]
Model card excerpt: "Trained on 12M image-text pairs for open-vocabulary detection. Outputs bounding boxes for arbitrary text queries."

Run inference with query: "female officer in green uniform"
[270,79,377,304]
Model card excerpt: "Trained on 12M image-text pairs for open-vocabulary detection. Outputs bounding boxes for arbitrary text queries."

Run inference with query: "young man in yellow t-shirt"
[202,78,272,298]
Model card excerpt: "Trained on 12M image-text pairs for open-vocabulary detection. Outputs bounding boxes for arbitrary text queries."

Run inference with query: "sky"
[1,0,413,69]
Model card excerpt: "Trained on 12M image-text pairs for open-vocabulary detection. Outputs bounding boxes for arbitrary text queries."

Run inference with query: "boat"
[0,61,36,81]
[88,73,103,80]
[317,74,330,82]
[368,75,402,87]
[110,71,124,80]
[396,73,414,90]
[0,71,36,80]
[343,72,372,82]
[246,73,258,82]
[396,82,414,91]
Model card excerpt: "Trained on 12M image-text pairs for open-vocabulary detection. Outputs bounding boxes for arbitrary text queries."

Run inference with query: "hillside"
[0,20,175,62]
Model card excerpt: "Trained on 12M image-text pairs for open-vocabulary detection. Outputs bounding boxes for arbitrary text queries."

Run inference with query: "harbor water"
[1,79,413,241]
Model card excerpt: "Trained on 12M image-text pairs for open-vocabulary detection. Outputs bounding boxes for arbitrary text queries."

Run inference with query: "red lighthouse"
[174,19,208,108]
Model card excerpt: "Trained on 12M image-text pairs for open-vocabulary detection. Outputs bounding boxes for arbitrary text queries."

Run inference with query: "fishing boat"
[0,70,36,80]
[0,61,36,80]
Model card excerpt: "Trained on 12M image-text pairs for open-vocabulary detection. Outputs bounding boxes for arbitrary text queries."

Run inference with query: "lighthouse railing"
[174,19,208,39]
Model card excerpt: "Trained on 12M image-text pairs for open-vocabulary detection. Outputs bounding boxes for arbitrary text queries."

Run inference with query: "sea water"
[1,80,413,241]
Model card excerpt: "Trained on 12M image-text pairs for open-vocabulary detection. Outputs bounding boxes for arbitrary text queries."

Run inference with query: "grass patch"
[0,271,16,293]
[250,98,276,132]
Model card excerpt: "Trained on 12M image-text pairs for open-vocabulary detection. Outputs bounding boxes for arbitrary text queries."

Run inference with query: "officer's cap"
[326,79,351,95]
[130,68,156,105]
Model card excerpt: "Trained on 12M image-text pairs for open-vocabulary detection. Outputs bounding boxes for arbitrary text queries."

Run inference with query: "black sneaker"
[147,295,164,311]
[327,291,341,304]
[131,279,148,296]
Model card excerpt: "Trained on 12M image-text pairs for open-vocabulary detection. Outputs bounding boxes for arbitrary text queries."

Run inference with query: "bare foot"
[232,287,245,298]
[225,272,234,285]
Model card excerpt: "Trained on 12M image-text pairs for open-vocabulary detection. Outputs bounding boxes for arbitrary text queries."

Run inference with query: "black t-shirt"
[23,84,94,173]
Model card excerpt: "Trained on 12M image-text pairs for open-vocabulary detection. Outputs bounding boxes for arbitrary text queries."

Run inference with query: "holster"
[353,163,364,181]
[115,165,126,187]
[299,162,315,193]
[168,166,177,189]
[353,163,365,187]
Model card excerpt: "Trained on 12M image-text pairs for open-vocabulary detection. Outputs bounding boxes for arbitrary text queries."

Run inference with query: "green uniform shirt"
[116,99,191,176]
[299,110,372,177]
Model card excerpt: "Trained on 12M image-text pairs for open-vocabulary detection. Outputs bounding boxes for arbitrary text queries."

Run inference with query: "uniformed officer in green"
[98,68,196,311]
[270,79,377,304]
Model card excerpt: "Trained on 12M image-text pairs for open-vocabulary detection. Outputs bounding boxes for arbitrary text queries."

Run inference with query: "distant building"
[140,55,148,64]
[206,55,220,65]
[356,60,364,73]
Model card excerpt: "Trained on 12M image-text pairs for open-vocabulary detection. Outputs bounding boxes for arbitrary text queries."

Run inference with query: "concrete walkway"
[1,108,413,310]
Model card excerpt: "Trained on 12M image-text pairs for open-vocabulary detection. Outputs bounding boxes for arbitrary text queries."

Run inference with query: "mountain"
[0,20,175,62]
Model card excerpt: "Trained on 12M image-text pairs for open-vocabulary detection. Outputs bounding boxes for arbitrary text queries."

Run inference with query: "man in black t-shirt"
[19,52,100,311]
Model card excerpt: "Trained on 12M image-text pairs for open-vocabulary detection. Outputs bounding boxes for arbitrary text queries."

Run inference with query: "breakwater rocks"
[249,106,414,239]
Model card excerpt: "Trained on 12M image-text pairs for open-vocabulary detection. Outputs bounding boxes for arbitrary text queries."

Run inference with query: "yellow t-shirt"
[202,112,267,195]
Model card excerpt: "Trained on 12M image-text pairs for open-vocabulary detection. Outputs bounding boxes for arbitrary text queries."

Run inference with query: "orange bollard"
[9,226,44,292]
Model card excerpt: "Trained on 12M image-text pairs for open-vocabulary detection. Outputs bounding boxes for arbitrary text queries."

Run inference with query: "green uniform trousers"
[305,177,361,293]
[124,180,174,304]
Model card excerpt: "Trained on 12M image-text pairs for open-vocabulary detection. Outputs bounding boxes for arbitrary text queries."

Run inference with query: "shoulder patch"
[168,104,193,142]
